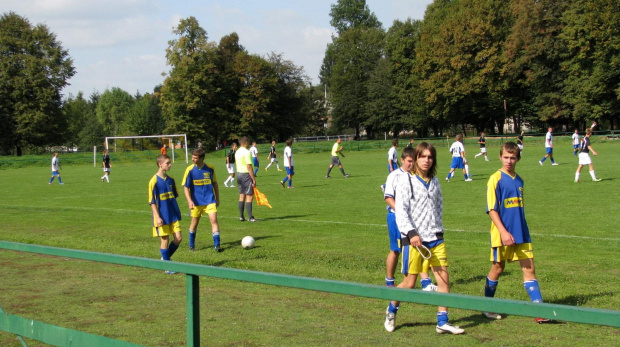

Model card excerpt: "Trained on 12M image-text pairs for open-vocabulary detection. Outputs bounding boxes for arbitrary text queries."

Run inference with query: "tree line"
[2,0,618,155]
[322,0,619,138]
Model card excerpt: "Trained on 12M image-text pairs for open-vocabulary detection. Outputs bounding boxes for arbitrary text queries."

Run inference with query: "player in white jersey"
[571,129,580,156]
[387,138,399,173]
[280,139,294,188]
[445,134,471,182]
[48,152,64,185]
[250,141,259,176]
[539,127,558,165]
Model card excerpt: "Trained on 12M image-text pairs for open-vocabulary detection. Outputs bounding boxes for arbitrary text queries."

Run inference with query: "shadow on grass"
[452,271,515,285]
[548,291,616,306]
[257,214,314,221]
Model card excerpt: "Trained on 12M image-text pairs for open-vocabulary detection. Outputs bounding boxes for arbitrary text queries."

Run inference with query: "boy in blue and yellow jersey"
[148,154,182,274]
[483,142,551,323]
[183,148,221,252]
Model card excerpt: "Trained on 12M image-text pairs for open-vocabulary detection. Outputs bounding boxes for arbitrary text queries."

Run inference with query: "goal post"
[104,134,189,164]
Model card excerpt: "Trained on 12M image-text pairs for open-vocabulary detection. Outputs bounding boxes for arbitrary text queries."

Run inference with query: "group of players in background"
[381,124,603,334]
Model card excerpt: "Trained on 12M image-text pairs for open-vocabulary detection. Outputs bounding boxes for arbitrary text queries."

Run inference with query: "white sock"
[575,172,580,181]
[105,176,109,182]
[475,153,481,157]
[589,170,596,180]
[465,165,470,175]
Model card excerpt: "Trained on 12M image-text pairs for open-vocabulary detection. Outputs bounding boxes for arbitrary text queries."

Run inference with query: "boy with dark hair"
[183,148,221,252]
[574,128,602,183]
[148,154,182,274]
[483,142,551,323]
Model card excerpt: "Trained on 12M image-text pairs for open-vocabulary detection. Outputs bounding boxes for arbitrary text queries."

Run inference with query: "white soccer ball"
[241,236,255,249]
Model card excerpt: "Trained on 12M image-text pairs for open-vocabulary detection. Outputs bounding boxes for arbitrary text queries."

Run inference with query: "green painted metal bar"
[1,241,619,329]
[0,306,143,347]
[186,274,200,347]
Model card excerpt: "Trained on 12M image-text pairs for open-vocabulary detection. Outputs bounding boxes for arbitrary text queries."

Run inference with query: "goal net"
[95,134,188,166]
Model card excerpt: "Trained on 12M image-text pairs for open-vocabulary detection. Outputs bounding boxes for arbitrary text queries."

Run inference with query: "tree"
[0,12,75,155]
[96,87,135,136]
[329,0,382,34]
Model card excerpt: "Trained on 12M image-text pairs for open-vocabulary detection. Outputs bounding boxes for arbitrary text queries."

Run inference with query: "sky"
[3,0,434,98]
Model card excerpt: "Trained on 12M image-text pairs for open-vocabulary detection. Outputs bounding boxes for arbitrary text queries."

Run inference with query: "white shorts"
[103,168,110,173]
[517,144,523,150]
[578,152,592,165]
[480,147,487,154]
[226,164,236,174]
[270,158,278,163]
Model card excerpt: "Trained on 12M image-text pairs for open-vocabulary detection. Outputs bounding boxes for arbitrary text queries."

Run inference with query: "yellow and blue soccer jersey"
[183,163,217,206]
[486,170,531,247]
[148,174,181,226]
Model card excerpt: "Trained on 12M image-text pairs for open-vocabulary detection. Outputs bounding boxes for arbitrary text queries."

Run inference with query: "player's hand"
[251,180,256,188]
[410,235,422,247]
[500,231,514,246]
[188,202,195,210]
[155,218,164,227]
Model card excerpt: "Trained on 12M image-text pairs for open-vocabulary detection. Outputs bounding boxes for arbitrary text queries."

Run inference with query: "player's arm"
[150,203,164,227]
[384,196,395,210]
[394,179,421,247]
[488,210,514,246]
[338,146,345,157]
[588,145,597,156]
[183,186,194,210]
[213,181,220,207]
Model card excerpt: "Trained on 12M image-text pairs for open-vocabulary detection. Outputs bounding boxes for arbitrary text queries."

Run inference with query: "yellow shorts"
[152,220,181,237]
[401,242,449,275]
[190,203,217,218]
[490,243,533,263]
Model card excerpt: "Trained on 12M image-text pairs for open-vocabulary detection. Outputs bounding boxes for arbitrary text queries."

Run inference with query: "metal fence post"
[186,274,200,347]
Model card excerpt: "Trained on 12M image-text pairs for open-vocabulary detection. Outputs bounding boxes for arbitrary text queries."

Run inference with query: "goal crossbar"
[104,134,188,164]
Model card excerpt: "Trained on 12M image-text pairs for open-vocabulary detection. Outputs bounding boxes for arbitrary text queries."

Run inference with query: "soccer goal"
[98,134,188,166]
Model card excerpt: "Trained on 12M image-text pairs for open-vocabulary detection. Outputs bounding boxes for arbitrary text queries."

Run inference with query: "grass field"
[1,138,619,346]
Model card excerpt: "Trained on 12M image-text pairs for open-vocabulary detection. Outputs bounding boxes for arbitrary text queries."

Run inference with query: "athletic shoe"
[278,169,283,171]
[485,158,489,161]
[214,245,221,252]
[344,174,350,178]
[101,177,104,182]
[482,312,502,320]
[422,283,438,292]
[445,177,450,182]
[230,184,235,188]
[224,183,229,188]
[48,182,51,185]
[535,317,553,324]
[436,323,465,335]
[280,181,285,188]
[384,309,396,332]
[164,270,176,275]
[249,217,257,222]
[59,183,64,185]
[551,163,559,166]
[325,175,331,179]
[593,178,602,182]
[239,217,246,222]
[574,180,581,183]
[189,246,195,252]
[264,168,268,172]
[287,186,294,188]
[465,178,473,182]
[538,161,543,166]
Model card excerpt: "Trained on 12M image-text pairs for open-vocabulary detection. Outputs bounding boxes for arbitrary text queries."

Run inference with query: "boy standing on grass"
[572,129,580,156]
[148,154,182,274]
[250,141,260,176]
[384,142,464,335]
[183,148,221,252]
[574,128,602,183]
[474,132,489,161]
[101,149,111,182]
[383,147,437,291]
[482,142,551,323]
[223,142,237,188]
[446,134,472,182]
[280,139,294,188]
[48,152,64,185]
[388,138,399,173]
[264,140,282,172]
[539,127,558,166]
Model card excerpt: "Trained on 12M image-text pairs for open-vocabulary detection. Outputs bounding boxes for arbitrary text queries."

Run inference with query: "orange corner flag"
[253,187,272,208]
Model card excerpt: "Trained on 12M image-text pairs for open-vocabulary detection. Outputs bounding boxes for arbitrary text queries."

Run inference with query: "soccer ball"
[241,236,255,249]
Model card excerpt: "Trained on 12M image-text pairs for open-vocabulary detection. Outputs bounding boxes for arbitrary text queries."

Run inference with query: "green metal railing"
[1,241,619,346]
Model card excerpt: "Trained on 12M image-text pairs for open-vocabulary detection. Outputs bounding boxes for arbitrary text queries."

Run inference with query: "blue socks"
[168,241,179,257]
[213,232,220,248]
[524,279,543,303]
[420,278,432,289]
[437,311,448,326]
[160,248,171,261]
[385,277,395,287]
[387,302,399,314]
[189,231,196,248]
[485,277,498,298]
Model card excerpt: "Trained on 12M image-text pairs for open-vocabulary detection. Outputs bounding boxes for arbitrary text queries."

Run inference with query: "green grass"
[0,139,619,346]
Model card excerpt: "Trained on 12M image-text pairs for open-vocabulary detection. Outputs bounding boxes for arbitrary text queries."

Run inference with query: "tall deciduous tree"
[0,12,75,155]
[96,87,135,136]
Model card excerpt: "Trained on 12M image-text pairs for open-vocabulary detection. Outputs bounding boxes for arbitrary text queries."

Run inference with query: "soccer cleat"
[344,174,350,178]
[485,158,489,161]
[230,184,235,188]
[325,175,331,179]
[101,177,104,182]
[593,178,602,182]
[265,168,268,172]
[224,183,229,188]
[59,183,64,185]
[214,245,221,252]
[278,169,283,171]
[287,186,294,189]
[189,246,195,252]
[164,270,176,275]
[436,323,465,335]
[280,181,285,188]
[384,310,396,332]
[551,163,559,166]
[482,312,502,320]
[465,178,473,182]
[535,317,552,324]
[538,161,543,166]
[239,217,246,222]
[445,177,450,182]
[249,217,257,222]
[422,283,438,292]
[574,180,581,183]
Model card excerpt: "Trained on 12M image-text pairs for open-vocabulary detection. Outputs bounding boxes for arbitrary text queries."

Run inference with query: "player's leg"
[338,164,348,177]
[238,194,246,221]
[169,230,182,256]
[208,210,221,252]
[385,273,417,332]
[432,265,464,334]
[188,214,200,251]
[245,193,255,221]
[326,163,333,177]
[575,164,583,182]
[160,235,171,260]
[588,163,600,181]
[419,257,437,291]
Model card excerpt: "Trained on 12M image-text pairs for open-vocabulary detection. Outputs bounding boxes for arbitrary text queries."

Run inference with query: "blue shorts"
[386,212,401,252]
[52,171,60,176]
[450,157,464,169]
[252,157,259,167]
[573,144,579,150]
[286,166,294,176]
[387,162,398,173]
[546,147,553,155]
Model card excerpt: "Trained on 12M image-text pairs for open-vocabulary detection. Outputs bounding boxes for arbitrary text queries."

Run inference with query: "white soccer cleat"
[551,163,559,166]
[465,178,473,182]
[593,178,602,182]
[422,283,438,292]
[538,161,543,166]
[482,311,502,320]
[384,310,396,332]
[436,323,465,335]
